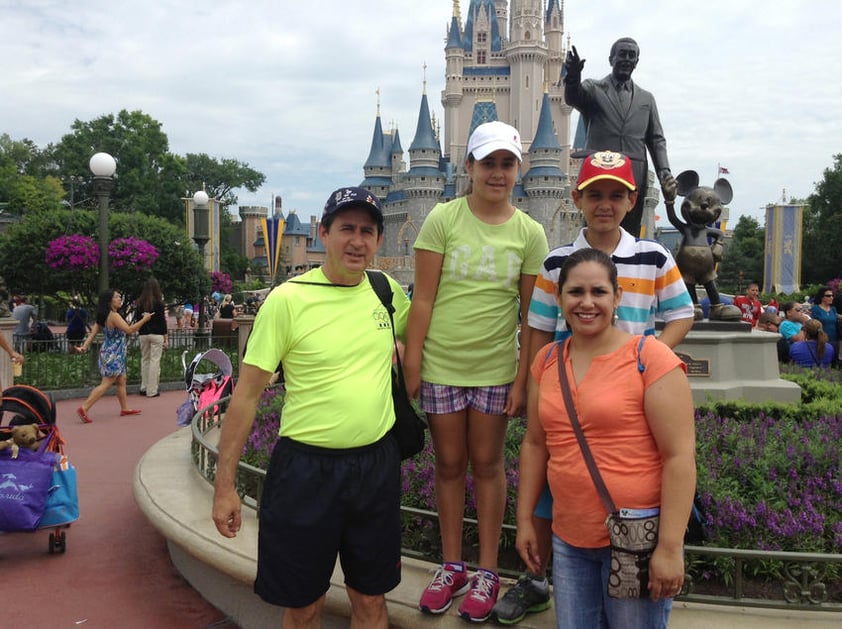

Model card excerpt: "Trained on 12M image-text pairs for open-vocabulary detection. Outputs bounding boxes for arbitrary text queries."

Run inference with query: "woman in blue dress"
[810,286,841,365]
[75,289,152,423]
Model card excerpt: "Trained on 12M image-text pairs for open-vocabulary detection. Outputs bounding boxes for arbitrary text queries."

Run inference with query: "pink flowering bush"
[45,235,100,271]
[108,237,159,272]
[211,271,233,295]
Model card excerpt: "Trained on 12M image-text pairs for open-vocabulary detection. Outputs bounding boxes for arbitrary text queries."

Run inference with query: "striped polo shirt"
[527,227,694,339]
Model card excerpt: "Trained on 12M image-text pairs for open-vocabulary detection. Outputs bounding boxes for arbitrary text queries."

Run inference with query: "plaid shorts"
[420,381,511,416]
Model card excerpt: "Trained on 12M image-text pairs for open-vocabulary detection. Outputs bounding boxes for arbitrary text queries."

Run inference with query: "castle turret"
[544,0,564,85]
[443,2,466,161]
[391,127,405,176]
[506,0,548,141]
[523,90,574,246]
[407,91,445,204]
[361,102,394,201]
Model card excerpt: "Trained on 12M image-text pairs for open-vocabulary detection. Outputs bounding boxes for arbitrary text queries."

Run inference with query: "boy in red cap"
[492,150,694,624]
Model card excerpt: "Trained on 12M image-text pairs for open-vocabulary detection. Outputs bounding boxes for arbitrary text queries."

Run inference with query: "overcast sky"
[2,0,840,227]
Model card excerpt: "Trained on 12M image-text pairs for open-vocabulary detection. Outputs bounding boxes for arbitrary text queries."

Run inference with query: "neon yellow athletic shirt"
[244,268,409,448]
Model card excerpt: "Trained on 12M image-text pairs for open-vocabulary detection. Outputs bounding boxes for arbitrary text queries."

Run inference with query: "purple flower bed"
[240,381,842,564]
[241,387,283,469]
[696,410,841,554]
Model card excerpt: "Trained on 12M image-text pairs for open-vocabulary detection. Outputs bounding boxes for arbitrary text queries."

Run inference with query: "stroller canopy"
[1,384,56,425]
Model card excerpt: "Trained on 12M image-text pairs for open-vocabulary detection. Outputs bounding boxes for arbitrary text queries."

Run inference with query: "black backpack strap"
[366,270,411,389]
[365,270,394,316]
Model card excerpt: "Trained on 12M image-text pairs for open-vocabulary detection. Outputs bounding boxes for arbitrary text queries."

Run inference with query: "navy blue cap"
[322,187,384,229]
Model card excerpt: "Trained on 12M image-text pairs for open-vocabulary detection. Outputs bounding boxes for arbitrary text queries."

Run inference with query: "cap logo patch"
[336,189,355,204]
[590,151,626,170]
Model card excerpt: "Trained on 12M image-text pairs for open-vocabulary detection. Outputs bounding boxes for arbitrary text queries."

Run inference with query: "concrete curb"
[134,428,841,629]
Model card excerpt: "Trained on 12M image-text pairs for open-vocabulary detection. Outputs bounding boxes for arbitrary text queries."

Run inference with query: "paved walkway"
[0,389,238,629]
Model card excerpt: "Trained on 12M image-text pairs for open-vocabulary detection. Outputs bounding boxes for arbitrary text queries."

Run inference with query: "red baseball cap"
[576,150,636,191]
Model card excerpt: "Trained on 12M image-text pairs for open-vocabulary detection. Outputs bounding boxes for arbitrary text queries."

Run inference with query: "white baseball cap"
[467,121,522,162]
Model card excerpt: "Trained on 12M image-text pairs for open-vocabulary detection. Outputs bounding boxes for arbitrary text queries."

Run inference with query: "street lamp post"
[61,174,86,210]
[192,190,210,345]
[89,152,116,293]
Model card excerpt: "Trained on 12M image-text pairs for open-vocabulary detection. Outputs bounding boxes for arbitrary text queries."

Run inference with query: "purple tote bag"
[0,431,58,532]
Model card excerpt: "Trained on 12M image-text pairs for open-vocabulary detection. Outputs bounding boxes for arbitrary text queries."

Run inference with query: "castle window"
[477,31,487,44]
[477,50,486,64]
[525,31,532,41]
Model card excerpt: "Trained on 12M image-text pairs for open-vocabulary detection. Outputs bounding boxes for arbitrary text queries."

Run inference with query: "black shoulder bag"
[365,271,428,460]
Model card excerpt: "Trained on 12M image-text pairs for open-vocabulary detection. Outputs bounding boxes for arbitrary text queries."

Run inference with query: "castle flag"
[260,214,285,280]
[763,204,803,294]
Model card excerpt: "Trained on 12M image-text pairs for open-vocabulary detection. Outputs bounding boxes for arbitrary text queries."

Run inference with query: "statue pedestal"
[668,322,800,404]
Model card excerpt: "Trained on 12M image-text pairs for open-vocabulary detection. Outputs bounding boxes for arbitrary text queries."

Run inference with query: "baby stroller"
[0,384,78,554]
[176,348,234,426]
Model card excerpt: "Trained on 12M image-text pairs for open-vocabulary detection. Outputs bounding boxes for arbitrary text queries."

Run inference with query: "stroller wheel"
[48,530,67,554]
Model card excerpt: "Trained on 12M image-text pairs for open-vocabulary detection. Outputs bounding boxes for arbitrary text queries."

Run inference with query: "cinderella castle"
[240,0,661,283]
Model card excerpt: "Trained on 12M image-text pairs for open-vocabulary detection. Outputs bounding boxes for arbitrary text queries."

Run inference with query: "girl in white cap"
[405,121,549,622]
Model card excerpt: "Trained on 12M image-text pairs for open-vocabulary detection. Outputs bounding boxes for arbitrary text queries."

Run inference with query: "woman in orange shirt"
[515,248,696,628]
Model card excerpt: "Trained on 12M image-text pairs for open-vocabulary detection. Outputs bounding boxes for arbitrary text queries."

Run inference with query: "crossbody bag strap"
[806,341,820,366]
[556,339,617,515]
[365,271,409,390]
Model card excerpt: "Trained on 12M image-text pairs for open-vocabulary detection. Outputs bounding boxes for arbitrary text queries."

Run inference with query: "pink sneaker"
[419,561,469,614]
[458,569,500,622]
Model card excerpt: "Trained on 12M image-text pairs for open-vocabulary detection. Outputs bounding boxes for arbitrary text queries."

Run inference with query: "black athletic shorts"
[254,434,402,608]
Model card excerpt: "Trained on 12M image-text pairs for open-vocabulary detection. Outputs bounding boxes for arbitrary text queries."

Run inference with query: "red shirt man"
[733,283,762,326]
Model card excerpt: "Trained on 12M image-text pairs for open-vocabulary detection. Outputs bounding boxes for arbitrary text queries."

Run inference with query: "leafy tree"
[0,135,63,214]
[184,153,265,208]
[0,208,73,297]
[0,173,64,214]
[802,154,842,284]
[183,153,264,281]
[0,208,206,307]
[0,134,53,176]
[718,215,765,294]
[48,109,187,223]
[109,212,207,304]
[220,245,250,281]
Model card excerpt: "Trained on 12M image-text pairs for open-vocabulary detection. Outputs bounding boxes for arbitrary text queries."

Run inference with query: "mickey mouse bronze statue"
[666,171,742,321]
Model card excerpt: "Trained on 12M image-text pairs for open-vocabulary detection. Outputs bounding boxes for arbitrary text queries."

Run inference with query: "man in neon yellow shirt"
[212,187,409,628]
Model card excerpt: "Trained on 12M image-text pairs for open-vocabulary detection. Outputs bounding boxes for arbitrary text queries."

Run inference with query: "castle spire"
[409,92,438,151]
[364,98,391,169]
